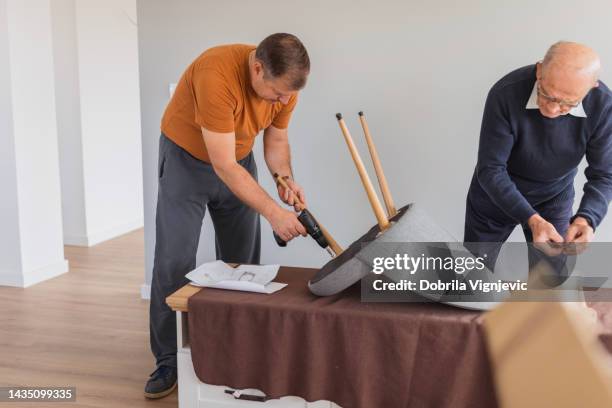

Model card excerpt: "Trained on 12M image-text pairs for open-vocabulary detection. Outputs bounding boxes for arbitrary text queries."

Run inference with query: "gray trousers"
[150,134,261,368]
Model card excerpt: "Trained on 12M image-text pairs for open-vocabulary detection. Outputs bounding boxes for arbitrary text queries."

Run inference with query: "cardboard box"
[484,298,612,408]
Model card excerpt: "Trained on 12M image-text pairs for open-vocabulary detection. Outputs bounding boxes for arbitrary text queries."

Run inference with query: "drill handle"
[273,231,287,247]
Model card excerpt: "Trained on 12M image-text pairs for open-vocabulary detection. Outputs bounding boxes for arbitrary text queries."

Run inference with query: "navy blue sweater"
[474,64,612,229]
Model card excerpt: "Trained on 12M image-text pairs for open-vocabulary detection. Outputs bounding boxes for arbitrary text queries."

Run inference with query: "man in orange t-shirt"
[146,33,310,398]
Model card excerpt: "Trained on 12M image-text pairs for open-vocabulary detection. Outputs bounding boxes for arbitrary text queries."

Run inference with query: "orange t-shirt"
[161,44,298,163]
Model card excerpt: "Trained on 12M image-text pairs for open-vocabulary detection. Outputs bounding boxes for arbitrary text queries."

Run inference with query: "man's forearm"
[576,170,612,230]
[477,166,536,223]
[578,114,612,229]
[263,126,293,178]
[213,162,280,219]
[264,143,292,178]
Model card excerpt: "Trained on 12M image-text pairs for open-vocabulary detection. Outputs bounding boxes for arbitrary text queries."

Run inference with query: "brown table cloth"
[187,267,498,408]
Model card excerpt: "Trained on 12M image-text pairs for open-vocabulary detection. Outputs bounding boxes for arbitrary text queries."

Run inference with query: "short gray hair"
[542,41,566,67]
[542,41,601,79]
[255,33,310,90]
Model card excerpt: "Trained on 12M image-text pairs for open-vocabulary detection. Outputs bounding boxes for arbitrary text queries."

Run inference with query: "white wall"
[52,0,144,246]
[0,0,68,287]
[0,0,22,282]
[137,0,612,288]
[51,0,87,244]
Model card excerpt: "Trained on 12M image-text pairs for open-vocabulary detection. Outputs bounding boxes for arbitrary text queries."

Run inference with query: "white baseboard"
[0,259,69,288]
[64,217,144,247]
[141,283,151,300]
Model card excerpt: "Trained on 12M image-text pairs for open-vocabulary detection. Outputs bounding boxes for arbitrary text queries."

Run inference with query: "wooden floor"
[0,229,178,408]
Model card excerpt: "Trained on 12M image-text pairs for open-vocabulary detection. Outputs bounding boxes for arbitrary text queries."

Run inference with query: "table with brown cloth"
[187,267,498,408]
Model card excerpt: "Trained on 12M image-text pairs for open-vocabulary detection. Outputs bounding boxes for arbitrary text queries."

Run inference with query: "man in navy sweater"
[465,41,612,271]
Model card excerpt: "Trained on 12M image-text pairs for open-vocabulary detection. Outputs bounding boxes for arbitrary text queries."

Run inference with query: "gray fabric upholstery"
[308,203,508,311]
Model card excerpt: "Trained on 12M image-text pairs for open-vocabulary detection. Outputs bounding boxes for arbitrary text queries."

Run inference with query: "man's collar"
[525,82,587,118]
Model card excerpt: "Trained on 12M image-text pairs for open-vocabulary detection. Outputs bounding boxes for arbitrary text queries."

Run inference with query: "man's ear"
[535,61,542,80]
[253,60,264,77]
[594,80,600,88]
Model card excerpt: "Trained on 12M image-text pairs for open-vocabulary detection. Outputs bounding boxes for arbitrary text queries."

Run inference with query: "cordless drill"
[272,173,338,257]
[273,209,334,257]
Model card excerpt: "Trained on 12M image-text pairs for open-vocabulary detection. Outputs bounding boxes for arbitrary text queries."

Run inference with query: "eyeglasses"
[537,82,581,110]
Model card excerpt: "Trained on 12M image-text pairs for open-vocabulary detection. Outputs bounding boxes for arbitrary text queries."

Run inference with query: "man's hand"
[276,177,306,212]
[563,216,593,255]
[528,213,564,256]
[565,216,594,243]
[266,207,307,242]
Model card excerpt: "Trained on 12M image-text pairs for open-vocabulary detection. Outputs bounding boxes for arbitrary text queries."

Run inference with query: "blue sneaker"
[144,365,177,399]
